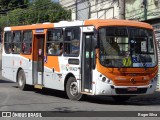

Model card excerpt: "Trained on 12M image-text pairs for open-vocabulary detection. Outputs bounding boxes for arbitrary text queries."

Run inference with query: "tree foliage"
[0,0,28,11]
[0,0,71,31]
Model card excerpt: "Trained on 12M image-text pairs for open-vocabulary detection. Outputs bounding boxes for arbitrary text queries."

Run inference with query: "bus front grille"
[115,88,147,94]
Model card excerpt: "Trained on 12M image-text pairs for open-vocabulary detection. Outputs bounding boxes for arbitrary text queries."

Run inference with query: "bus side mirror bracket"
[92,32,98,70]
[92,50,96,69]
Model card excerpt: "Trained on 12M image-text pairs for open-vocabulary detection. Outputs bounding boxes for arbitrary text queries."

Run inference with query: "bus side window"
[46,29,63,56]
[4,32,12,54]
[22,31,32,54]
[64,27,80,56]
[12,31,21,54]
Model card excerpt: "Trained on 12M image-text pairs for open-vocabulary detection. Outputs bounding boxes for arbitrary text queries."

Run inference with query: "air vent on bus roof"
[43,22,51,24]
[59,21,68,23]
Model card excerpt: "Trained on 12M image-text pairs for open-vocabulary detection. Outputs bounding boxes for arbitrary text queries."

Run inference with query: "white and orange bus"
[2,19,158,102]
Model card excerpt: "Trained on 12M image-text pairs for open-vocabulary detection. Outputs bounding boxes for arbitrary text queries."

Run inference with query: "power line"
[0,1,70,21]
[1,0,113,17]
[2,2,65,20]
[0,0,118,26]
[97,1,116,19]
[2,0,159,21]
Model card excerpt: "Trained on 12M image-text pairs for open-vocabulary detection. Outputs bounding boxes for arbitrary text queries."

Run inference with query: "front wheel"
[17,69,28,90]
[66,77,83,101]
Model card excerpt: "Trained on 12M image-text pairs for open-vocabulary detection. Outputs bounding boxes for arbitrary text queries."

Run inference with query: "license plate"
[127,87,137,91]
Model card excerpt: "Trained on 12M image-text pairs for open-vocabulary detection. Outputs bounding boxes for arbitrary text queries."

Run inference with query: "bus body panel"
[94,71,157,95]
[2,53,14,81]
[14,55,32,85]
[2,19,158,98]
[43,66,64,91]
[43,56,81,91]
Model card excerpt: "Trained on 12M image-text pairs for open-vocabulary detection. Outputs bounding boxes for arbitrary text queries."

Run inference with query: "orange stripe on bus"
[84,19,152,29]
[11,23,54,31]
[96,57,158,86]
[19,55,60,72]
[44,56,60,72]
[20,54,32,60]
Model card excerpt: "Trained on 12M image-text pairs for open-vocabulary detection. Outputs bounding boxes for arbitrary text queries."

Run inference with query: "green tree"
[0,0,71,31]
[0,0,30,30]
[0,0,29,10]
[7,8,25,26]
[27,0,71,23]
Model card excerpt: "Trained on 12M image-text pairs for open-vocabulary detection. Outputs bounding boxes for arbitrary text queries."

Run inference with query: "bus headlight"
[102,77,106,82]
[99,74,113,84]
[102,77,113,84]
[150,76,158,84]
[107,79,113,84]
[154,75,158,81]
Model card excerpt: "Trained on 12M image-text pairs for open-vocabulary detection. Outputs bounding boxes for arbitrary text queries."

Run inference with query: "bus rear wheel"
[18,69,28,90]
[66,77,83,101]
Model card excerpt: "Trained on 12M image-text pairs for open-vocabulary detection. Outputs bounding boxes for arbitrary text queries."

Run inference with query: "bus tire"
[17,69,28,90]
[66,77,83,101]
[112,96,131,103]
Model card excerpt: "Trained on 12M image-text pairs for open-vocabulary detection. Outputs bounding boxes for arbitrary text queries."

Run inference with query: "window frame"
[21,30,33,55]
[4,31,12,54]
[63,27,81,57]
[12,30,22,54]
[46,28,63,56]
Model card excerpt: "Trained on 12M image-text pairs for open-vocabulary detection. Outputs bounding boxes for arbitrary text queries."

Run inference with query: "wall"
[59,0,76,20]
[59,0,120,20]
[126,0,160,21]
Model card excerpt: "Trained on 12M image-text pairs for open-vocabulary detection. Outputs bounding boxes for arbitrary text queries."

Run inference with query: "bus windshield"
[99,26,157,68]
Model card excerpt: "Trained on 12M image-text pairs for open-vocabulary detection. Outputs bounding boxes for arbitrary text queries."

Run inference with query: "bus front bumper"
[95,80,157,96]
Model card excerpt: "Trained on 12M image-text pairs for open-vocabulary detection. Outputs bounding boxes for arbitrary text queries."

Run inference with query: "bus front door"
[33,35,44,86]
[82,33,94,92]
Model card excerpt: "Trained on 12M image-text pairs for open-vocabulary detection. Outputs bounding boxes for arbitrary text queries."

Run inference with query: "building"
[59,0,76,20]
[126,0,160,21]
[59,0,120,20]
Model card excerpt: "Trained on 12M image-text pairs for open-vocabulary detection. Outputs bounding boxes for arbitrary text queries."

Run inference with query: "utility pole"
[119,0,125,19]
[143,0,147,20]
[76,0,78,20]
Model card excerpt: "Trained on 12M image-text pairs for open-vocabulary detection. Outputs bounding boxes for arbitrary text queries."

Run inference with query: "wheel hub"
[18,75,23,87]
[70,82,78,96]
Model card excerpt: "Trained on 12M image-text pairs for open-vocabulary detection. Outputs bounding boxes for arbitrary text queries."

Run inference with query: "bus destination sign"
[36,29,44,33]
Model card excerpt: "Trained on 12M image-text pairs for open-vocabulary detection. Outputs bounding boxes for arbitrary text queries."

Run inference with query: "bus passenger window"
[56,43,63,55]
[4,32,12,54]
[12,31,21,54]
[71,40,80,54]
[5,44,12,54]
[46,29,63,56]
[64,27,80,57]
[48,43,56,54]
[22,31,32,54]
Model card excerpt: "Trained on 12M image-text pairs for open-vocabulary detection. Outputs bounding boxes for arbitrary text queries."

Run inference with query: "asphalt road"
[0,52,160,120]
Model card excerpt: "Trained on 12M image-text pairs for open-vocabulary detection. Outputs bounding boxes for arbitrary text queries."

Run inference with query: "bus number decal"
[61,64,78,72]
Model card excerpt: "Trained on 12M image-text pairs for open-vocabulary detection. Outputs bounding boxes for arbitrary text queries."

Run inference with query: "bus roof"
[4,23,54,31]
[84,19,153,29]
[4,19,153,31]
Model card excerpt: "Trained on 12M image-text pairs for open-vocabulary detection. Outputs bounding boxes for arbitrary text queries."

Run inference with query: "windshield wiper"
[118,60,125,70]
[138,55,147,70]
